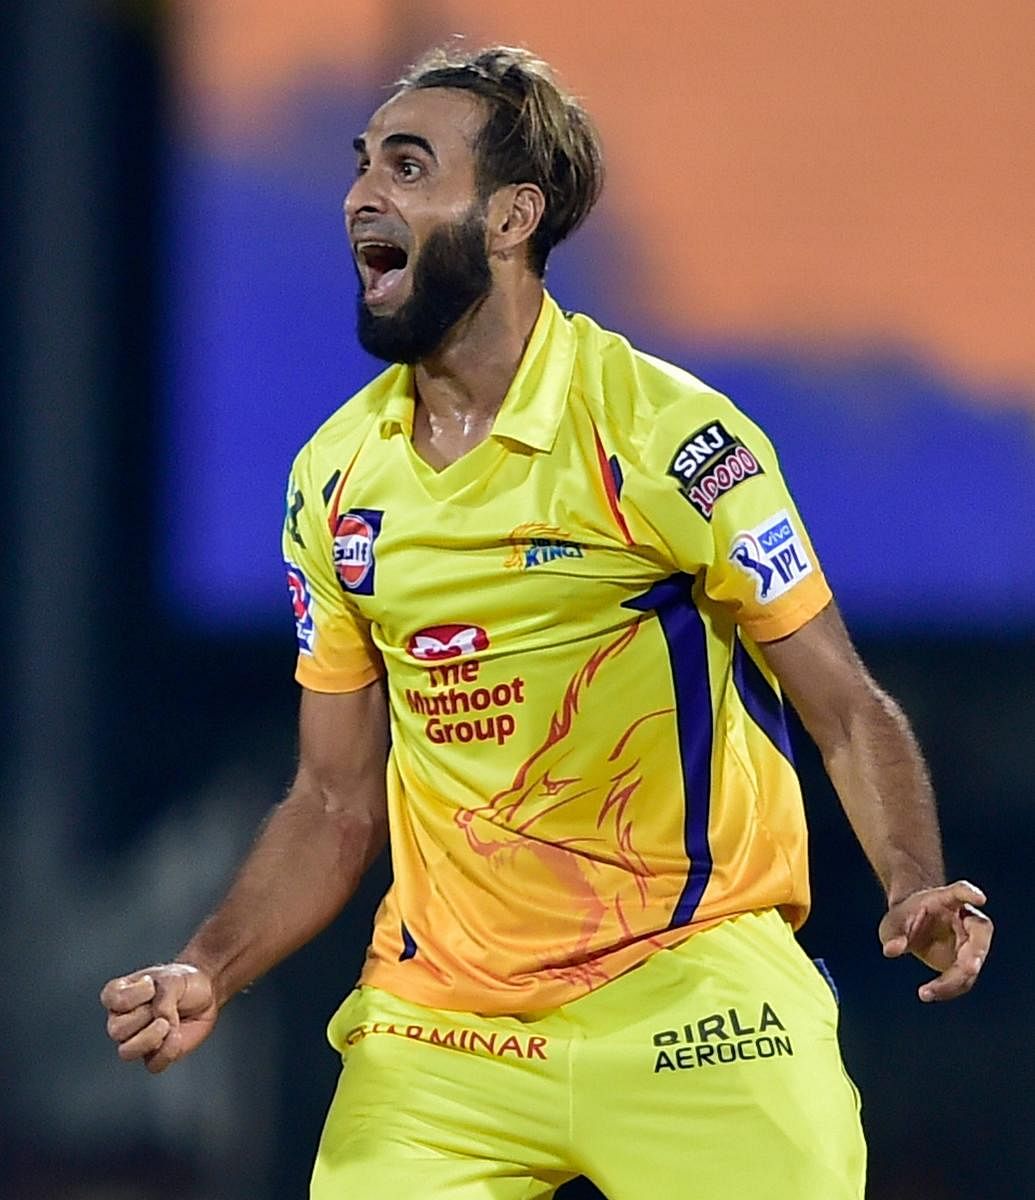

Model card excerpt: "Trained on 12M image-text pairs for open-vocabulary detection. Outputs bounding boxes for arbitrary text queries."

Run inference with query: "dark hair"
[396,45,604,275]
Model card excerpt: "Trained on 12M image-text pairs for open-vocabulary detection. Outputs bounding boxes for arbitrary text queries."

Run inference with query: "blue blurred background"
[2,2,1031,1197]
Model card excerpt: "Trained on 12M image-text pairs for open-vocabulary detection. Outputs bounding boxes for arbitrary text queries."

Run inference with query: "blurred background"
[2,1,1032,1197]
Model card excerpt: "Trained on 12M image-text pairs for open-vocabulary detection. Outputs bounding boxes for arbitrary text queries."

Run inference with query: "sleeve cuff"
[737,577,833,643]
[295,656,385,694]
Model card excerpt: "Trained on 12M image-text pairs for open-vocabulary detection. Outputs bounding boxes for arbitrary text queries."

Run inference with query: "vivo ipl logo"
[332,508,383,595]
[729,510,813,604]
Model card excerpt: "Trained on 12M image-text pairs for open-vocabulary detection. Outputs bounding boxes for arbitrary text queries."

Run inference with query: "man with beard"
[101,46,992,1200]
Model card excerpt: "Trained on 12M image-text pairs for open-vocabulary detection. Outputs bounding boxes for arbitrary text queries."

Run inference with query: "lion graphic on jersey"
[454,618,678,988]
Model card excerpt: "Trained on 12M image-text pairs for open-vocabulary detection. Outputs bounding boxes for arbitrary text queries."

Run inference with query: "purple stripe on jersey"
[608,453,625,498]
[399,922,418,961]
[812,956,840,1005]
[623,575,714,928]
[732,638,795,765]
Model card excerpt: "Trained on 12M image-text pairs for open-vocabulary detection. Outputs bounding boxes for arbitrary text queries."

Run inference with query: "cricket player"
[101,45,993,1199]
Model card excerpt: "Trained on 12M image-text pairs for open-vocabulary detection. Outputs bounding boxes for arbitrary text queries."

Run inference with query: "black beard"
[356,207,492,365]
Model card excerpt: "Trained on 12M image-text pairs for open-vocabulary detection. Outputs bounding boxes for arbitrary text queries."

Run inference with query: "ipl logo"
[729,510,813,604]
[285,562,316,655]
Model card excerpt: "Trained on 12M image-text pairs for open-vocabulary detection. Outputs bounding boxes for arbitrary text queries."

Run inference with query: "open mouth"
[357,240,410,307]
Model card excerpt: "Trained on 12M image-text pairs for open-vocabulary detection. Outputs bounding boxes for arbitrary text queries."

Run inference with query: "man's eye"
[355,160,370,176]
[398,161,422,181]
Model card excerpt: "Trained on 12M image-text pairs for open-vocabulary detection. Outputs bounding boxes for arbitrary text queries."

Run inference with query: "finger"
[887,903,935,957]
[939,880,987,909]
[151,973,185,1029]
[879,904,919,956]
[880,907,926,955]
[145,1025,183,1075]
[918,953,984,1002]
[100,974,157,1014]
[958,905,994,960]
[918,917,991,1002]
[963,901,994,931]
[116,1017,170,1062]
[903,904,934,946]
[107,1005,157,1044]
[883,897,941,950]
[945,901,993,962]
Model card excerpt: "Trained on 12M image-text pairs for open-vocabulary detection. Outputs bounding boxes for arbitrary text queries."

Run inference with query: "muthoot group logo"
[407,624,490,661]
[404,624,524,747]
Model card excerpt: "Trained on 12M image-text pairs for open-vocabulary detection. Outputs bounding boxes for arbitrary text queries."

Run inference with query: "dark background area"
[1,5,1029,1199]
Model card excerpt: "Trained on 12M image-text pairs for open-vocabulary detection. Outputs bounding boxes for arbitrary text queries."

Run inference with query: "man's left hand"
[879,880,993,1002]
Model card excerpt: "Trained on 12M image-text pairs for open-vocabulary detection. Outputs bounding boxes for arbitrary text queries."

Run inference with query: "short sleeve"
[282,444,385,692]
[624,393,832,642]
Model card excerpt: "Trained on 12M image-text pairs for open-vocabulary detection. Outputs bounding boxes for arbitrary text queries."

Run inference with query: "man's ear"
[487,183,546,260]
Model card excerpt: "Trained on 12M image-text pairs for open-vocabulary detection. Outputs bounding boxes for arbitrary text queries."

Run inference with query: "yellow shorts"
[311,910,865,1199]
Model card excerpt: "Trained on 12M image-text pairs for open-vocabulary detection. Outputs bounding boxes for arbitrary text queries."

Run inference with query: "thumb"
[882,933,909,958]
[176,964,217,1017]
[146,1023,184,1075]
[152,971,187,1029]
[879,907,911,957]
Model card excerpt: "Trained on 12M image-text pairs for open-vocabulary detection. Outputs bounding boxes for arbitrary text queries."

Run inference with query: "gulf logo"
[331,508,383,595]
[407,624,490,661]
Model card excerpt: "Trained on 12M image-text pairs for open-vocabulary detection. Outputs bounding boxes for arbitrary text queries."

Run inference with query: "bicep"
[295,679,390,822]
[757,600,878,751]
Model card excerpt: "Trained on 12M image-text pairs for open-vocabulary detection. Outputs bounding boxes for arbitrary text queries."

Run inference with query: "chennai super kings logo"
[504,522,585,571]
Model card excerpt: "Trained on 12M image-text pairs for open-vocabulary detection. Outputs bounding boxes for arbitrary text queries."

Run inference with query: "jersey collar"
[377,291,575,453]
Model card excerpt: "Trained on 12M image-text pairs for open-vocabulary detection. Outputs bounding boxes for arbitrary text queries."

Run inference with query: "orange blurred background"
[173,0,1035,404]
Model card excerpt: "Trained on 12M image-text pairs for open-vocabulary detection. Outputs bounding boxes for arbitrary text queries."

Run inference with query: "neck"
[413,274,544,434]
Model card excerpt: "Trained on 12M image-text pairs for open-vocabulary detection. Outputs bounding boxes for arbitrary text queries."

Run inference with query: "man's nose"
[345,170,388,224]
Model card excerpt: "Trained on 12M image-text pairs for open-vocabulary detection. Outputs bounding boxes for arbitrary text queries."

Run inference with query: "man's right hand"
[100,962,218,1074]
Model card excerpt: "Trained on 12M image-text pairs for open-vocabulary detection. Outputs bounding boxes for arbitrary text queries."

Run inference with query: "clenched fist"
[100,962,218,1074]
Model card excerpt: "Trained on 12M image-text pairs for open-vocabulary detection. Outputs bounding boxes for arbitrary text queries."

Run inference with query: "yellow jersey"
[283,293,831,1014]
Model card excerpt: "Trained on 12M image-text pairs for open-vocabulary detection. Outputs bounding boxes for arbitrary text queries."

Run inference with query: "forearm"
[753,581,991,1002]
[178,777,387,1007]
[820,682,944,904]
